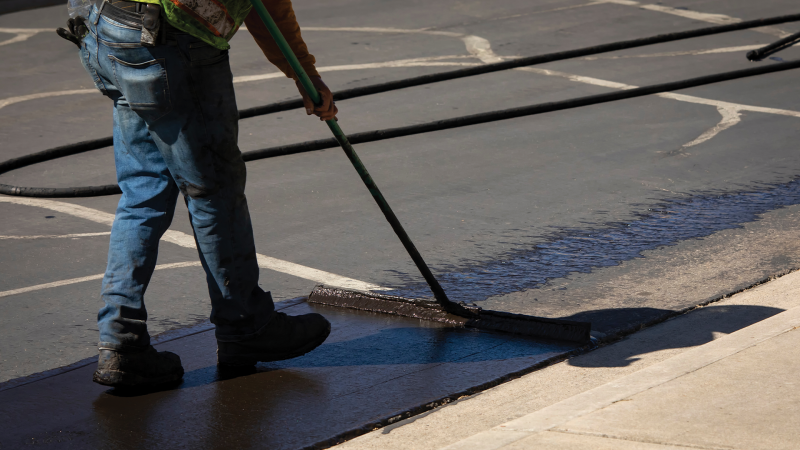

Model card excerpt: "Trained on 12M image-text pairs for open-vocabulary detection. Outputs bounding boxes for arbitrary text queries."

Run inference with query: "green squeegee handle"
[248,0,470,316]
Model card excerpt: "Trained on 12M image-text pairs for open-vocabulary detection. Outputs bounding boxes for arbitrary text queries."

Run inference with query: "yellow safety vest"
[133,0,252,49]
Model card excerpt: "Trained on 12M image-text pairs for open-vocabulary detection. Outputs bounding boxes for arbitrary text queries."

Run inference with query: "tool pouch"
[140,3,161,47]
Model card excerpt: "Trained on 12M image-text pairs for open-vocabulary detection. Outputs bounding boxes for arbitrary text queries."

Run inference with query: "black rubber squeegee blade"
[308,286,592,343]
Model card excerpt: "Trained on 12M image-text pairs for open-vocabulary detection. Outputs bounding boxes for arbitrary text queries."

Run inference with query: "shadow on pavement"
[564,304,784,368]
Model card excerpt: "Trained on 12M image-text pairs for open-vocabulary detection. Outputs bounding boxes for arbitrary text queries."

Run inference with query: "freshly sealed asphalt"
[0,299,574,449]
[2,0,800,447]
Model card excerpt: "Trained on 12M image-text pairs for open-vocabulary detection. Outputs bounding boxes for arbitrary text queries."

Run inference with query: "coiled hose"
[2,12,800,198]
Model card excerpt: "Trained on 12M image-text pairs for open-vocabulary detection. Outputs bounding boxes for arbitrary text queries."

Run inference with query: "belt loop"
[93,0,105,25]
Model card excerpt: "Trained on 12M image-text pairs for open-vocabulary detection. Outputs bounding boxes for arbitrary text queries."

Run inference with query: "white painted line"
[638,4,738,25]
[0,232,111,239]
[0,89,98,111]
[6,24,795,163]
[476,1,608,24]
[0,196,388,291]
[233,56,479,83]
[254,254,382,291]
[0,197,116,225]
[462,35,504,63]
[443,305,800,449]
[305,28,503,64]
[0,261,201,298]
[1,20,785,112]
[657,92,800,118]
[515,67,636,90]
[598,0,789,37]
[4,58,481,109]
[303,26,461,38]
[1,27,489,109]
[0,27,52,33]
[514,66,800,148]
[681,105,740,149]
[0,27,51,47]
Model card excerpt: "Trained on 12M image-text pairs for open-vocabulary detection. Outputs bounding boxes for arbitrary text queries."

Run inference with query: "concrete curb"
[0,0,63,16]
[441,305,800,450]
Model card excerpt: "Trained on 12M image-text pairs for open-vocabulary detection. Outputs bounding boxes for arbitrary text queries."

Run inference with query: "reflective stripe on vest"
[167,0,235,38]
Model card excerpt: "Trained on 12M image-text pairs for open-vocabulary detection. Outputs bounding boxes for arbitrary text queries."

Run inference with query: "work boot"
[93,346,184,388]
[217,312,331,366]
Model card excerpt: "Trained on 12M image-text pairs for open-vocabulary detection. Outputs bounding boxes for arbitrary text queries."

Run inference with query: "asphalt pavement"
[1,0,800,447]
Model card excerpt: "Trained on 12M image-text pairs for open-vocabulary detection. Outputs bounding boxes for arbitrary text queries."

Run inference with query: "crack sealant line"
[0,196,387,292]
[442,305,800,450]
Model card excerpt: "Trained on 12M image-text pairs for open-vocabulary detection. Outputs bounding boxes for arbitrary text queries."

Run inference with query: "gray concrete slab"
[338,269,800,450]
[552,327,800,450]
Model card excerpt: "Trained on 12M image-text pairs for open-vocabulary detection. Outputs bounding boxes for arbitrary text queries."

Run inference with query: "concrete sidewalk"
[338,271,800,450]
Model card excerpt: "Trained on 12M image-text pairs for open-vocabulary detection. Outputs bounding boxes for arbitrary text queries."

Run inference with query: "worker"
[56,0,335,388]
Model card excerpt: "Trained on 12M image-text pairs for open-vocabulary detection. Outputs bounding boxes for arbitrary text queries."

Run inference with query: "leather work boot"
[93,346,184,387]
[217,312,331,366]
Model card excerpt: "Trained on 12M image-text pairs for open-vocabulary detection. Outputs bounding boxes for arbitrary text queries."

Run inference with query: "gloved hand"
[56,17,89,48]
[296,76,338,121]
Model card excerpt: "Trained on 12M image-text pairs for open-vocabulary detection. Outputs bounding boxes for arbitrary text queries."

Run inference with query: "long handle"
[747,29,800,61]
[247,0,470,316]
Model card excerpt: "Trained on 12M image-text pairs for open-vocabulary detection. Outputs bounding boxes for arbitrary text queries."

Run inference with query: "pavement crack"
[549,428,735,450]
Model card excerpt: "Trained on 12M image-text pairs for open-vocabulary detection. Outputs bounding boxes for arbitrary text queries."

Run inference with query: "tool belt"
[95,0,181,46]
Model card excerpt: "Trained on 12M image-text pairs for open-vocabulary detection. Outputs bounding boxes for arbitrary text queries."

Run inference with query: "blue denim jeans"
[80,5,274,351]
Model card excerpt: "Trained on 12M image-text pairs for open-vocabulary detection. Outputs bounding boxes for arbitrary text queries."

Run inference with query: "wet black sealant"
[384,178,800,304]
[0,302,575,450]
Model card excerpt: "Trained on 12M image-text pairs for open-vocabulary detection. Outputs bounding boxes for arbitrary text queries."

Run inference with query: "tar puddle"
[385,179,800,304]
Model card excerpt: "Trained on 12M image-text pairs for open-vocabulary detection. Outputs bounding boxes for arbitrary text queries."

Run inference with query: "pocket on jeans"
[109,55,171,122]
[188,41,229,67]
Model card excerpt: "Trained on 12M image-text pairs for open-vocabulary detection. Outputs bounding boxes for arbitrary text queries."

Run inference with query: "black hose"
[3,12,800,197]
[746,29,800,61]
[240,11,800,116]
[240,59,800,159]
[0,137,119,197]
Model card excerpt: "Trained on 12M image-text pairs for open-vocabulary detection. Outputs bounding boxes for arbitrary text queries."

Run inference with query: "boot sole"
[217,323,331,366]
[92,369,184,388]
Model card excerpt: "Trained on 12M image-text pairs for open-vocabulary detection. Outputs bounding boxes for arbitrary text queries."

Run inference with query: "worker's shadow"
[559,304,785,368]
[94,304,784,398]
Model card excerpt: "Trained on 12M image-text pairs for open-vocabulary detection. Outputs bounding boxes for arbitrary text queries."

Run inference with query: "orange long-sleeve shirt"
[244,0,320,80]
